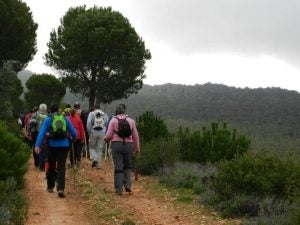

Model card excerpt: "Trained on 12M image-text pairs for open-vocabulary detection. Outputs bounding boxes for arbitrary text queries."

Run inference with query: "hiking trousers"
[112,142,133,193]
[69,139,83,166]
[89,131,105,165]
[47,147,69,191]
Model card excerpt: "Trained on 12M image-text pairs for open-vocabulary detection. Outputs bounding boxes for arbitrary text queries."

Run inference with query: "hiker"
[27,106,39,168]
[36,103,48,171]
[68,108,85,167]
[74,101,89,159]
[34,104,77,198]
[63,104,71,116]
[18,111,25,129]
[86,104,108,169]
[85,106,94,160]
[104,103,140,195]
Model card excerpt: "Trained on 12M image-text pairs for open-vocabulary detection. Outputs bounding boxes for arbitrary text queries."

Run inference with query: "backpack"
[114,117,132,140]
[36,113,47,131]
[28,113,38,133]
[49,114,67,139]
[92,110,105,130]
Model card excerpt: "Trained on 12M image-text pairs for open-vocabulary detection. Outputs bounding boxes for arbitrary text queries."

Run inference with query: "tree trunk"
[89,89,96,109]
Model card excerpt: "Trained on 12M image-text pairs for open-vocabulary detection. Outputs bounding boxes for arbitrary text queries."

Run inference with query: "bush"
[159,162,217,194]
[0,121,30,187]
[202,151,300,223]
[0,178,27,225]
[177,122,250,163]
[136,111,169,142]
[136,137,180,175]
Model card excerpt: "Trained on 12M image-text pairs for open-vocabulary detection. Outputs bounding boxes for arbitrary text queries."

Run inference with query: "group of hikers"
[19,102,140,198]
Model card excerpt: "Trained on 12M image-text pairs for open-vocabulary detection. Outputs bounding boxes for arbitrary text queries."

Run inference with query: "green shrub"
[0,121,30,187]
[159,162,217,194]
[136,111,169,142]
[0,178,28,225]
[136,138,180,175]
[202,151,300,223]
[177,122,251,163]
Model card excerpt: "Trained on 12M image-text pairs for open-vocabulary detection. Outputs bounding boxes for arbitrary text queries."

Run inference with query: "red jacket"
[68,115,85,142]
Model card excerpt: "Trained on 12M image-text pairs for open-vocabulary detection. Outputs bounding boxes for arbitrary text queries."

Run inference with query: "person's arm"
[86,112,93,135]
[131,120,140,153]
[66,117,77,141]
[34,117,50,153]
[78,119,85,143]
[104,117,115,142]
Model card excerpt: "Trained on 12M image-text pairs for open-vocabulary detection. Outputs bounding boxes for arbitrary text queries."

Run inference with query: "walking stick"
[133,152,138,181]
[83,132,88,162]
[71,142,76,190]
[104,142,108,162]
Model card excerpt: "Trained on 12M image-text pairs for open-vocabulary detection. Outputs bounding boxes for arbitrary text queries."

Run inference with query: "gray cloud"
[132,0,300,65]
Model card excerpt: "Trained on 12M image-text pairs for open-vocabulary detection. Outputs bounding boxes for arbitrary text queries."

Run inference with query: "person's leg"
[69,143,74,167]
[123,143,134,192]
[89,132,97,166]
[75,140,83,163]
[95,134,104,169]
[56,147,69,196]
[46,148,57,192]
[38,143,47,171]
[31,133,39,167]
[112,142,124,194]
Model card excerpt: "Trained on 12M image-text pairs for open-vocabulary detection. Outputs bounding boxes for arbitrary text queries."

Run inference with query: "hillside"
[106,83,300,152]
[17,70,300,152]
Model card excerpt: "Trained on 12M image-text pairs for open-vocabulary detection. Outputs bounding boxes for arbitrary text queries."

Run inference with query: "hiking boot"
[92,161,97,168]
[58,190,65,198]
[124,187,132,193]
[47,188,54,193]
[96,162,100,169]
[55,181,59,192]
[115,190,122,196]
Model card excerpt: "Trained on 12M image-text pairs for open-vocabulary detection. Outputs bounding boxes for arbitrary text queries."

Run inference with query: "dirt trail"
[25,157,239,225]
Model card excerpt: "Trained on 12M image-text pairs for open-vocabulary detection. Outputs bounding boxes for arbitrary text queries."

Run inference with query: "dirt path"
[25,157,239,225]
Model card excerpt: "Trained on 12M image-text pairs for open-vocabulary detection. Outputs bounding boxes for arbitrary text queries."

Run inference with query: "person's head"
[94,104,100,110]
[74,101,80,109]
[39,103,47,113]
[50,104,59,113]
[70,108,76,116]
[115,104,126,115]
[66,104,71,108]
[32,106,39,113]
[89,106,94,112]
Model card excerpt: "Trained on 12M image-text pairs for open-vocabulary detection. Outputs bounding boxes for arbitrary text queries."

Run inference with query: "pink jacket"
[105,114,140,152]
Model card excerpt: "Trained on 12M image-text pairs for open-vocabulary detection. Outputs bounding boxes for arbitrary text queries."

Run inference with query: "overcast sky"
[22,0,300,92]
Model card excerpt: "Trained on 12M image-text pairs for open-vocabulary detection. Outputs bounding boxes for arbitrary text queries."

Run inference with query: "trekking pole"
[104,142,108,162]
[133,152,138,181]
[71,142,76,190]
[83,132,88,162]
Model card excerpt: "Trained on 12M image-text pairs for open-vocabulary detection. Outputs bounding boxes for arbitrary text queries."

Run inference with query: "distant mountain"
[17,70,300,152]
[104,83,300,152]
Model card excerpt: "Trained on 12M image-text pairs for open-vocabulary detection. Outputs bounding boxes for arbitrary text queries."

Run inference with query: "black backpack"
[114,117,132,141]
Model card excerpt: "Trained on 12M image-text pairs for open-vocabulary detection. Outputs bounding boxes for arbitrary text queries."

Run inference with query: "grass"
[76,169,138,225]
[141,176,240,225]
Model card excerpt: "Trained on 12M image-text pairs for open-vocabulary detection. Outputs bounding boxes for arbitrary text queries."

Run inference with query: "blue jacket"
[35,115,77,148]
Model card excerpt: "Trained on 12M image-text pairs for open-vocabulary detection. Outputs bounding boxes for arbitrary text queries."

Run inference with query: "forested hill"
[108,83,300,130]
[106,83,300,152]
[17,70,300,151]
